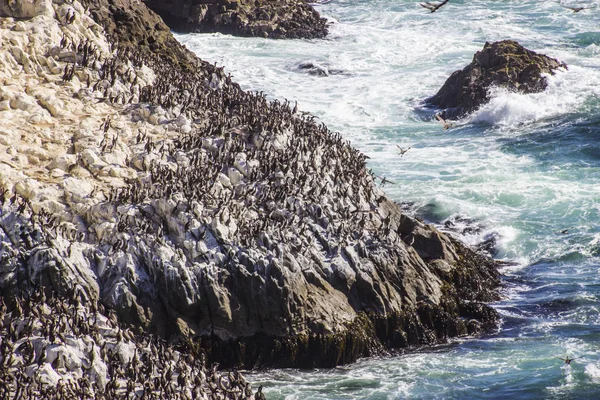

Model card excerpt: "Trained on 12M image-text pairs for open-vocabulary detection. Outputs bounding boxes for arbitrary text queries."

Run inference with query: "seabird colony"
[0,0,260,397]
[0,0,500,395]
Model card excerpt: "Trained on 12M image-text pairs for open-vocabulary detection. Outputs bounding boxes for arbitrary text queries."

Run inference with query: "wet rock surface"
[0,0,500,387]
[144,0,329,39]
[296,61,346,77]
[427,40,567,118]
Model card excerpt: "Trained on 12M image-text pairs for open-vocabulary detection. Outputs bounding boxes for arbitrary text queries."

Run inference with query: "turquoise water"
[175,0,600,398]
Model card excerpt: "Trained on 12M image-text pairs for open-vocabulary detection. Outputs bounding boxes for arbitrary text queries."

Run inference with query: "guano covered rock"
[0,1,500,390]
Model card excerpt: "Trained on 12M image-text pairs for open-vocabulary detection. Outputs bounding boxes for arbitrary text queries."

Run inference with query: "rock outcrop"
[426,40,567,118]
[0,1,500,392]
[0,1,261,397]
[144,0,329,39]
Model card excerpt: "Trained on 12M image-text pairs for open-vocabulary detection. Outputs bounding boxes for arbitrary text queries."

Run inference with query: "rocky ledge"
[427,40,567,119]
[144,0,329,39]
[0,0,499,394]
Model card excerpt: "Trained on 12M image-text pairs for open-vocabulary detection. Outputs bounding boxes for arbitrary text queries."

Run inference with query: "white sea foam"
[584,364,600,383]
[468,66,599,127]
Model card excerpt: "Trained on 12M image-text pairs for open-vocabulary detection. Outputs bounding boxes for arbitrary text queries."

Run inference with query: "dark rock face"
[144,0,329,39]
[427,40,567,118]
[85,0,191,61]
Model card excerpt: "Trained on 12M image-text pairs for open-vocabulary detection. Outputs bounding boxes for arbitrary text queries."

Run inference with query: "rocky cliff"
[427,40,567,119]
[0,0,264,397]
[144,0,329,39]
[0,0,500,394]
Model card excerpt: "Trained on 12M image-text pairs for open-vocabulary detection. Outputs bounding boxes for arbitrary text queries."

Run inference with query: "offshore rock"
[144,0,329,39]
[0,0,500,378]
[427,40,567,118]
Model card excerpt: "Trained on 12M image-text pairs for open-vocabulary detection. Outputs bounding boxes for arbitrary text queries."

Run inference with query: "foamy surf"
[467,67,599,127]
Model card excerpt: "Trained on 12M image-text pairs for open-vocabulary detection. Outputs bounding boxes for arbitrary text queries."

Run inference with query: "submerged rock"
[296,61,346,77]
[144,0,329,39]
[426,40,567,118]
[298,61,331,76]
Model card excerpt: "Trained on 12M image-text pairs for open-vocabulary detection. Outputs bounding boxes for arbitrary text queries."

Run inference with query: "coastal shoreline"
[0,0,502,396]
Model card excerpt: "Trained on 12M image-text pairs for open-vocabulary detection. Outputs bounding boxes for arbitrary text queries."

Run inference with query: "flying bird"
[559,356,578,365]
[375,175,396,186]
[396,145,411,157]
[436,114,453,130]
[420,0,449,13]
[559,3,592,12]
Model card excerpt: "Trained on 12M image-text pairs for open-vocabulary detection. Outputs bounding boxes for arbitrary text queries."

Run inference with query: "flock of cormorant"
[0,285,261,399]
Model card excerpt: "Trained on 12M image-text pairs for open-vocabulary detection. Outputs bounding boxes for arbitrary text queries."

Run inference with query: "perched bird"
[396,145,411,157]
[420,0,449,13]
[208,72,222,90]
[436,114,453,130]
[67,10,76,24]
[256,385,267,400]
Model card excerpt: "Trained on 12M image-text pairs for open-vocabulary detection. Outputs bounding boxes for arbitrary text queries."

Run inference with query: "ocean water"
[174,0,600,398]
